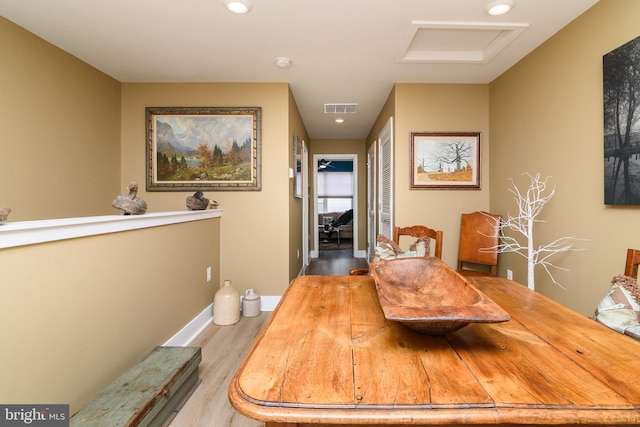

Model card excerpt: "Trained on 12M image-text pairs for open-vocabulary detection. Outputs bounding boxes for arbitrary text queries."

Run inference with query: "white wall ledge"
[0,210,222,249]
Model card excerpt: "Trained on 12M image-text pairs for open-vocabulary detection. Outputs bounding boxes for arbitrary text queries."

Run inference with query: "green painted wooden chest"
[71,346,201,427]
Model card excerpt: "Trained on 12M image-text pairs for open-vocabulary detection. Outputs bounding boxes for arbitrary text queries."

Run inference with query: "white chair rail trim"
[0,210,222,249]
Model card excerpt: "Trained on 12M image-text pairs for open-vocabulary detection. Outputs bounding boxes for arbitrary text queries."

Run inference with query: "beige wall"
[489,0,638,315]
[0,17,121,221]
[1,13,303,317]
[0,15,300,410]
[309,138,368,252]
[120,83,295,296]
[367,85,396,151]
[369,84,491,267]
[0,18,221,413]
[289,87,310,278]
[0,218,220,413]
[395,84,491,268]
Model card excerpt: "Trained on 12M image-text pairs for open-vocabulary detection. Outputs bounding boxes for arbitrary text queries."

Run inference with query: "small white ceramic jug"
[242,289,261,317]
[213,280,240,325]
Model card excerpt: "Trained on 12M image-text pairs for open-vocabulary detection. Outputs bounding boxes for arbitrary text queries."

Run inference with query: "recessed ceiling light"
[275,57,291,68]
[335,118,345,124]
[485,0,513,16]
[224,0,252,14]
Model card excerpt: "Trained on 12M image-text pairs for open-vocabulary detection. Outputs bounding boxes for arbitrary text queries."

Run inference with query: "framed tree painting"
[604,35,640,205]
[410,132,481,189]
[146,106,261,191]
[293,135,302,198]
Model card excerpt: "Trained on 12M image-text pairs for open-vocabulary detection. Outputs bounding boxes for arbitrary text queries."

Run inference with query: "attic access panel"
[396,21,528,64]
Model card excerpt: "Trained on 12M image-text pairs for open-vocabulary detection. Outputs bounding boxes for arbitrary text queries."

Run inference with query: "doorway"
[366,142,376,261]
[311,154,358,259]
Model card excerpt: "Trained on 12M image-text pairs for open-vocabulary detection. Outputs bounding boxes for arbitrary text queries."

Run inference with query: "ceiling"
[0,0,599,139]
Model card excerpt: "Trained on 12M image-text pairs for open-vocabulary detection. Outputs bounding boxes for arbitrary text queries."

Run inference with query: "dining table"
[228,272,640,426]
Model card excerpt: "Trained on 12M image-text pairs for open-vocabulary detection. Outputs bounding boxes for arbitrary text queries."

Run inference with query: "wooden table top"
[229,274,640,426]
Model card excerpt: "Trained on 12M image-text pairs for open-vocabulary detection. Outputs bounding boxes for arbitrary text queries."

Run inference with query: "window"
[317,162,353,214]
[318,198,352,214]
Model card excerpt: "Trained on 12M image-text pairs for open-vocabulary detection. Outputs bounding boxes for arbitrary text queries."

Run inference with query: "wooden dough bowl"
[370,257,510,334]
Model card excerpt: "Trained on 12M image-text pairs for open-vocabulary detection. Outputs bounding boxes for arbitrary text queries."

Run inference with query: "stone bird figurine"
[0,206,10,223]
[112,182,147,215]
[186,191,209,211]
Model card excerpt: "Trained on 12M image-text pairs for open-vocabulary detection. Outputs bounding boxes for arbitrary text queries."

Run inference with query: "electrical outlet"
[507,269,513,280]
[206,266,212,282]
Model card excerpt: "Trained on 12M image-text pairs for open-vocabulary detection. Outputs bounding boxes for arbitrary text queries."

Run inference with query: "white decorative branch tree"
[492,173,585,291]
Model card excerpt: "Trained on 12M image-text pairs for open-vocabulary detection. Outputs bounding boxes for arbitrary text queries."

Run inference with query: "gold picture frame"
[146,106,261,191]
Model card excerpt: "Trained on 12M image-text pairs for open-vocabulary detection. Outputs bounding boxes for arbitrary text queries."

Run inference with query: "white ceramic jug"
[242,289,261,317]
[213,280,240,325]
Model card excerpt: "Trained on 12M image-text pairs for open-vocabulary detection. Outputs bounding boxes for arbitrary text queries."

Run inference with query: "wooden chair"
[349,224,443,275]
[625,248,640,279]
[393,225,443,259]
[456,211,501,277]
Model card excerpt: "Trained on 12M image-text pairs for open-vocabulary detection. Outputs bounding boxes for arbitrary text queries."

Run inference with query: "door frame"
[378,117,394,239]
[366,142,377,261]
[301,139,310,267]
[311,153,359,259]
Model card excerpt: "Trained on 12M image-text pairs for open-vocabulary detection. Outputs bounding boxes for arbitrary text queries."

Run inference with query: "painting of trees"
[431,139,474,172]
[146,107,261,191]
[604,35,640,205]
[195,139,251,170]
[410,132,480,189]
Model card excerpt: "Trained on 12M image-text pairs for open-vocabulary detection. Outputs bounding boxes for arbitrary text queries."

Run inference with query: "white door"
[378,117,393,239]
[367,143,377,261]
[301,140,309,266]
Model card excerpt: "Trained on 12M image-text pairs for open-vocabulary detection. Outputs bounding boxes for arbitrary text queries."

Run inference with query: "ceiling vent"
[324,103,358,114]
[396,21,528,64]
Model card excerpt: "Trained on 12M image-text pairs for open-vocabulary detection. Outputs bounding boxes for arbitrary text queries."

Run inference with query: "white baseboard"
[354,249,367,258]
[259,296,281,311]
[163,303,213,347]
[163,296,282,347]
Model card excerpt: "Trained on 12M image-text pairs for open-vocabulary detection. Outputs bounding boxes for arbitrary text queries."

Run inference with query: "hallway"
[304,249,368,276]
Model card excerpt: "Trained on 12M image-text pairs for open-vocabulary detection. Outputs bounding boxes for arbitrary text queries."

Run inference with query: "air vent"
[324,103,358,114]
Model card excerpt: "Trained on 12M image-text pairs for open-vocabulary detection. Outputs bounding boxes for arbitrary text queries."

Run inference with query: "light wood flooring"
[166,312,270,427]
[167,250,367,426]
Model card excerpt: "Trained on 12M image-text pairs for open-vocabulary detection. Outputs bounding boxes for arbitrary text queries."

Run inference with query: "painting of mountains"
[146,107,261,191]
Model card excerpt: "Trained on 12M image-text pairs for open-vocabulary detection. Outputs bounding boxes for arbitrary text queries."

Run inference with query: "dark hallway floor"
[304,249,368,276]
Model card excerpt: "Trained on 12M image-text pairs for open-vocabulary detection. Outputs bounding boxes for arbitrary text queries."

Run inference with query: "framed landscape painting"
[146,107,261,191]
[293,135,302,198]
[410,132,480,189]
